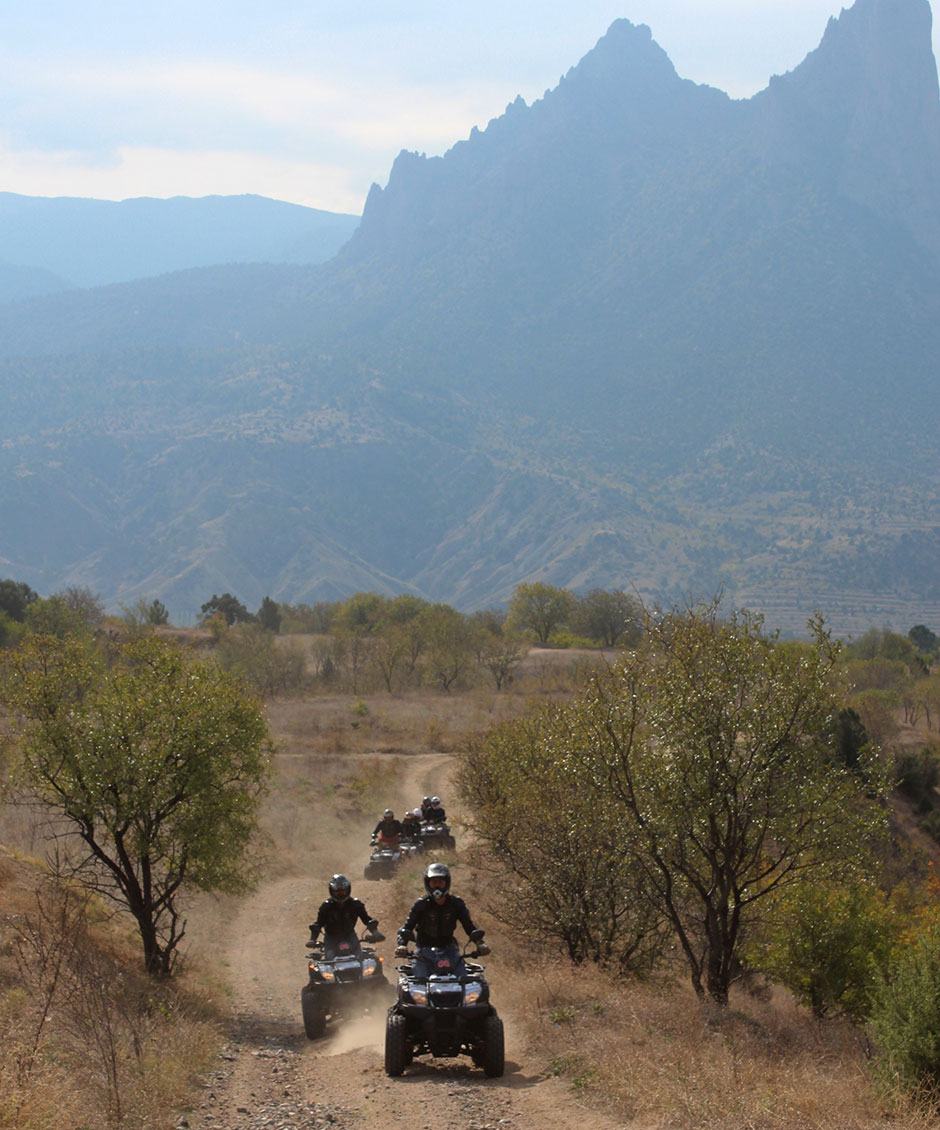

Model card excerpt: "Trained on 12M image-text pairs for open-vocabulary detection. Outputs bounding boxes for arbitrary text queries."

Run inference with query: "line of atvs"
[301,924,504,1077]
[363,821,456,881]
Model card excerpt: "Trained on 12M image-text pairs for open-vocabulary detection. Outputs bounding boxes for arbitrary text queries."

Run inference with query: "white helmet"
[413,807,422,817]
[432,796,441,806]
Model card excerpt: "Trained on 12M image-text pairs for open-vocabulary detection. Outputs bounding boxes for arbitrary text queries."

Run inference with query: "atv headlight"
[362,959,378,977]
[410,985,428,1005]
[464,982,482,1005]
[319,969,335,982]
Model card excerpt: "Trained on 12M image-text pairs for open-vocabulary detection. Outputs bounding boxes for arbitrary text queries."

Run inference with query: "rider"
[427,796,446,823]
[401,808,423,844]
[395,863,484,980]
[373,808,402,845]
[308,874,379,957]
[419,796,434,820]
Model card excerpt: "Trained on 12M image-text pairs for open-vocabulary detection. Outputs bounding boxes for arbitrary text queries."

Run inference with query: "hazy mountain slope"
[0,260,72,302]
[0,192,359,293]
[1,0,939,632]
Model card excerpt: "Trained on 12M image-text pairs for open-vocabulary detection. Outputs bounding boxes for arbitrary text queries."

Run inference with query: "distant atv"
[400,834,424,859]
[301,925,387,1039]
[364,837,407,880]
[385,935,503,1077]
[419,820,456,851]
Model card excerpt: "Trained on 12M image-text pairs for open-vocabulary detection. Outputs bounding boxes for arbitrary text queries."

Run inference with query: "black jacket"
[426,805,446,823]
[399,893,476,948]
[310,896,373,941]
[373,818,402,838]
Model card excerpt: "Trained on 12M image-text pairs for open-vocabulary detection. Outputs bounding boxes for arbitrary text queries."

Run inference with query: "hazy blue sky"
[1,1,936,214]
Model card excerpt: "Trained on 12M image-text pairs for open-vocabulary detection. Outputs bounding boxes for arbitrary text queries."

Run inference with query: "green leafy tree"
[120,596,170,633]
[257,596,282,634]
[199,593,254,627]
[477,631,526,690]
[870,907,940,1101]
[56,585,106,630]
[507,582,576,645]
[849,687,900,749]
[24,595,93,639]
[578,604,887,1004]
[750,879,898,1020]
[459,705,665,970]
[215,622,306,696]
[909,624,939,656]
[145,598,169,625]
[0,577,39,622]
[827,706,870,771]
[4,634,272,975]
[0,609,26,649]
[334,592,387,692]
[846,629,928,676]
[573,588,643,647]
[461,600,887,1005]
[424,604,474,692]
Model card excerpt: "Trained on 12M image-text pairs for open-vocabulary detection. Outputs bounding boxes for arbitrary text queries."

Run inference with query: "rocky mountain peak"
[753,0,940,248]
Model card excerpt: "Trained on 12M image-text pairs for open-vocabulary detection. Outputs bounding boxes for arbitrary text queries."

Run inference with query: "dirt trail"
[182,752,627,1130]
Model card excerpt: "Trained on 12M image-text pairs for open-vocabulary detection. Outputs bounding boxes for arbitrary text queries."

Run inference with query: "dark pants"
[413,943,465,980]
[324,933,360,959]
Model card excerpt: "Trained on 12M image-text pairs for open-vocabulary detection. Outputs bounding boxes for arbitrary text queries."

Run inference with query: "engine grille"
[429,990,462,1008]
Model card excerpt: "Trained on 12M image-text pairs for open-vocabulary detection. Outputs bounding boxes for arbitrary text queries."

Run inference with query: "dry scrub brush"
[486,924,933,1130]
[1,875,220,1130]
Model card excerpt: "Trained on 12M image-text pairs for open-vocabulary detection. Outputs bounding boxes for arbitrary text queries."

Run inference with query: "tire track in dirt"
[182,752,627,1130]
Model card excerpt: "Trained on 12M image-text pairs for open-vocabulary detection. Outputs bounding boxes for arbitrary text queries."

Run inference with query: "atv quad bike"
[419,820,456,851]
[301,924,387,1039]
[385,934,504,1077]
[363,837,407,880]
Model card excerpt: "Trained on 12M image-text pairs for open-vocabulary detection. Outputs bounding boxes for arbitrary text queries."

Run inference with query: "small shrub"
[870,916,940,1103]
[751,879,898,1021]
[921,811,940,843]
[896,747,940,803]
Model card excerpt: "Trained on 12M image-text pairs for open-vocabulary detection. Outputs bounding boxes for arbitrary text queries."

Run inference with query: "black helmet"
[422,796,432,805]
[329,874,351,900]
[424,862,451,901]
[383,808,394,819]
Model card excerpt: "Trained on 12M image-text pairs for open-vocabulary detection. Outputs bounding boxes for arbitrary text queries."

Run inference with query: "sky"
[1,0,937,216]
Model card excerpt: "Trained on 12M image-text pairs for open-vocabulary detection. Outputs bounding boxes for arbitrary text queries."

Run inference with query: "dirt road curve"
[182,753,627,1130]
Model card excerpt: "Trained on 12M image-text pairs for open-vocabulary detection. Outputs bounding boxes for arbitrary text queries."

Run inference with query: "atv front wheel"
[385,1013,410,1076]
[301,988,326,1039]
[482,1013,504,1077]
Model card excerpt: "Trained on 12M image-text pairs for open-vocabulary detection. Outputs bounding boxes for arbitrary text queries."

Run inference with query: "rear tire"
[385,1013,410,1076]
[301,988,326,1039]
[482,1013,504,1077]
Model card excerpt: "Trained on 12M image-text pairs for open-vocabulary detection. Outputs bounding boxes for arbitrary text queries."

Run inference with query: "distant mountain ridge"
[0,192,359,295]
[1,0,939,634]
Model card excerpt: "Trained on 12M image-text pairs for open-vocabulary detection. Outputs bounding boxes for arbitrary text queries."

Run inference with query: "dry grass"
[0,848,223,1130]
[482,940,932,1130]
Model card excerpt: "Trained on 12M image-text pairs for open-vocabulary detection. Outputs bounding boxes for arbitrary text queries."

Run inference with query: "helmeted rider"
[427,796,446,823]
[420,796,434,820]
[401,808,423,843]
[308,874,379,957]
[396,863,484,980]
[373,809,402,845]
